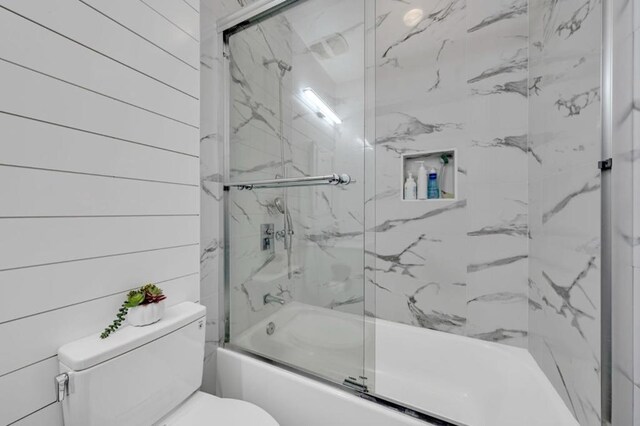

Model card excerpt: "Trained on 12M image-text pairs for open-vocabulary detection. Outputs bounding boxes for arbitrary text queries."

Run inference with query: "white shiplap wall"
[0,1,200,424]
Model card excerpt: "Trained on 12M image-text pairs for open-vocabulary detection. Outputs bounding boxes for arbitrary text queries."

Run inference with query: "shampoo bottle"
[427,168,439,199]
[404,173,417,200]
[417,161,427,200]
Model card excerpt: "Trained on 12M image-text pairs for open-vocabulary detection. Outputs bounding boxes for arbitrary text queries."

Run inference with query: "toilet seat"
[156,391,279,426]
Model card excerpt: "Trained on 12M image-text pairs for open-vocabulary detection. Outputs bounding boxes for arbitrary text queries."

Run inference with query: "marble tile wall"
[528,0,603,424]
[610,0,636,424]
[372,0,529,348]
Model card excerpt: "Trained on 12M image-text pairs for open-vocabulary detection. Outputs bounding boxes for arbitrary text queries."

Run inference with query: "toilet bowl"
[157,391,278,425]
[57,302,278,426]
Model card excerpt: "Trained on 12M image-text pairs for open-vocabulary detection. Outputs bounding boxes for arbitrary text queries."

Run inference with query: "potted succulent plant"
[100,284,167,339]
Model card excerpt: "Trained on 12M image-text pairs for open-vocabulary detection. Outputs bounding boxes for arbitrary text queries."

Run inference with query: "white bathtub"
[218,302,577,426]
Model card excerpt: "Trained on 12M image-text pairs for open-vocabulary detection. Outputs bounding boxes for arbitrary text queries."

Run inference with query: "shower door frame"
[217,0,382,401]
[217,0,296,350]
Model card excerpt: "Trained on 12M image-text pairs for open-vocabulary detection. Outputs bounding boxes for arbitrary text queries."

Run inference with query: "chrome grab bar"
[224,173,352,190]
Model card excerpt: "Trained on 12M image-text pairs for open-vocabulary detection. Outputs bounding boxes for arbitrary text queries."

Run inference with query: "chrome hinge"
[598,158,613,170]
[343,376,368,393]
[55,373,69,402]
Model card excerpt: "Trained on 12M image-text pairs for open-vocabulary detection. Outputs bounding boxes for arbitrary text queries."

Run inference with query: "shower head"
[263,57,292,76]
[273,197,286,214]
[278,60,292,73]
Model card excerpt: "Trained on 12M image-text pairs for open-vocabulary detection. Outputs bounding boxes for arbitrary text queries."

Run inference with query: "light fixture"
[403,8,423,27]
[301,88,342,125]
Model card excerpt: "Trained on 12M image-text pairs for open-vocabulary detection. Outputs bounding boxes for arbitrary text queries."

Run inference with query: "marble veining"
[375,113,463,146]
[542,175,600,224]
[555,0,599,38]
[381,0,465,59]
[471,78,529,97]
[540,257,598,339]
[372,200,467,233]
[407,283,466,332]
[467,0,527,33]
[467,254,528,273]
[528,0,602,422]
[468,292,528,307]
[472,134,528,153]
[555,87,600,116]
[467,213,528,237]
[365,234,432,278]
[467,48,528,84]
[470,328,528,342]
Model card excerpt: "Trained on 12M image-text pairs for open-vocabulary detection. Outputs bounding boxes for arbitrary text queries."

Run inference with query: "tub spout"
[264,293,286,306]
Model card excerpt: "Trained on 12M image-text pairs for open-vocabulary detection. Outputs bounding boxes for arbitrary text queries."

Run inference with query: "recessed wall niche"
[401,149,456,201]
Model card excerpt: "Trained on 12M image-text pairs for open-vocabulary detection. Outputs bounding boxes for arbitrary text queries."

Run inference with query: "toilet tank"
[58,302,206,426]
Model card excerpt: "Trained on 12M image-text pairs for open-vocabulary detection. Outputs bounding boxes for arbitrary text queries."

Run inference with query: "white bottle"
[404,173,417,200]
[417,161,427,200]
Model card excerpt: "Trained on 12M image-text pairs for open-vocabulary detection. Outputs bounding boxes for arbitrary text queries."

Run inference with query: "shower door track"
[218,0,300,34]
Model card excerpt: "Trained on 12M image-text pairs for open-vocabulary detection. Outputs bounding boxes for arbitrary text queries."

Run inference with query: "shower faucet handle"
[260,224,275,253]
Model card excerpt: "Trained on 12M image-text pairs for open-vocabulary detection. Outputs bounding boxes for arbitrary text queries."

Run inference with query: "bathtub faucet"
[263,293,286,306]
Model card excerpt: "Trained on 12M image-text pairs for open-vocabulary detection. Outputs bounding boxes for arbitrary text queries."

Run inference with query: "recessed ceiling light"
[403,8,424,27]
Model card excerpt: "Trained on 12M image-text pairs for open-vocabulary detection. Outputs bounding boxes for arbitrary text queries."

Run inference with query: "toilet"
[57,302,278,426]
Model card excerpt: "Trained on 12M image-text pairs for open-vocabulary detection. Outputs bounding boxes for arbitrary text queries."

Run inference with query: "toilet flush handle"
[55,373,69,402]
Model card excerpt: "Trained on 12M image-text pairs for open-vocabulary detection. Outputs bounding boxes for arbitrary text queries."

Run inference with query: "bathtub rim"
[220,341,461,426]
[224,301,577,426]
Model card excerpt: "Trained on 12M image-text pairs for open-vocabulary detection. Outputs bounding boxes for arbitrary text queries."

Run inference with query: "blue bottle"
[427,168,439,199]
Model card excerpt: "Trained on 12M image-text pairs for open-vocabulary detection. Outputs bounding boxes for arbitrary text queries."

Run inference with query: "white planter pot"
[128,301,165,327]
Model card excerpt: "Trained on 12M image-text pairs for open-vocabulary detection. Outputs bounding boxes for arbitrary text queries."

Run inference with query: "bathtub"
[218,302,577,426]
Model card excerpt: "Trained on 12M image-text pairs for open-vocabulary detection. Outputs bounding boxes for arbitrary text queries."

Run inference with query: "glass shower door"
[224,0,371,389]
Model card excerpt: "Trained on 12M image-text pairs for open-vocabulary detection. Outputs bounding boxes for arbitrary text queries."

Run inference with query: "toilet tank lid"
[58,302,206,371]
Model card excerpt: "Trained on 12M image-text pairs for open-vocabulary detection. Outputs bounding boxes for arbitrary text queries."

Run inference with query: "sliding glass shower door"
[224,0,372,390]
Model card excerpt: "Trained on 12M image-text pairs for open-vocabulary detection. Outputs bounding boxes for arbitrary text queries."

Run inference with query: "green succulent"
[100,283,166,339]
[100,302,129,339]
[124,290,145,308]
[141,284,163,296]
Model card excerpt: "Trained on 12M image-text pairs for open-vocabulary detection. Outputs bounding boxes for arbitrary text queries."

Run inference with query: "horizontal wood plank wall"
[141,0,200,42]
[0,0,200,423]
[182,0,200,14]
